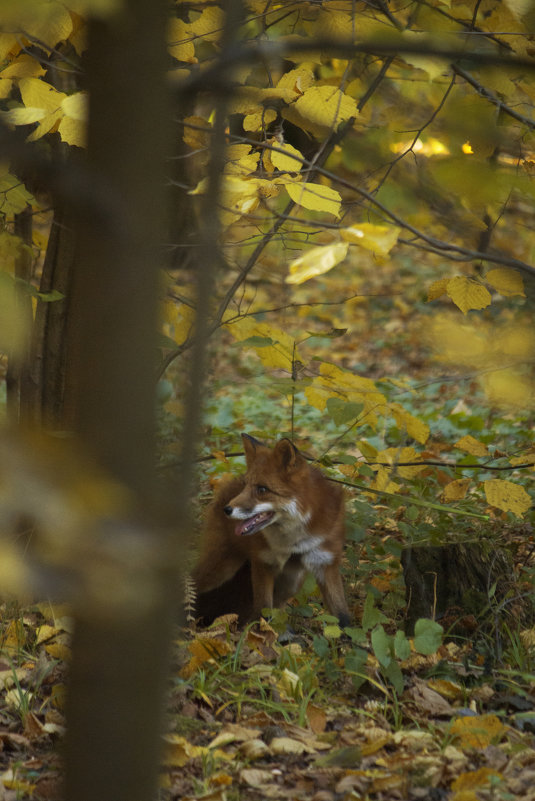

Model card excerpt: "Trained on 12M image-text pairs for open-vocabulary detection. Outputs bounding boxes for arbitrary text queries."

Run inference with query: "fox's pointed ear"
[241,433,263,465]
[274,438,301,471]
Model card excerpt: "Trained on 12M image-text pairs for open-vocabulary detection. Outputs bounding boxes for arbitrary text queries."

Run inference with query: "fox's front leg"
[250,560,276,620]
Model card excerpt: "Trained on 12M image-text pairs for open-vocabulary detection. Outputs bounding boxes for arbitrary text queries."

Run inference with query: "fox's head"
[224,433,311,536]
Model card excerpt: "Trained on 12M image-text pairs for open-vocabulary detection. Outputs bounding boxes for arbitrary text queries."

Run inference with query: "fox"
[192,433,350,627]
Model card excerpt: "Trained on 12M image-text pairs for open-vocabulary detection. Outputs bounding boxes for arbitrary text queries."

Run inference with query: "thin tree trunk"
[6,207,33,421]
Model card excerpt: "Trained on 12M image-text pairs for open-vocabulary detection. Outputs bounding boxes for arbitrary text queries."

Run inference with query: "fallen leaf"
[306,703,327,734]
[240,768,274,786]
[270,736,308,755]
[452,767,503,791]
[407,678,455,716]
[450,714,506,748]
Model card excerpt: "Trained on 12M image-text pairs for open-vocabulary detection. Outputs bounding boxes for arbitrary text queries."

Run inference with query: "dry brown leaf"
[306,703,327,734]
[180,635,233,678]
[407,678,456,716]
[22,711,45,739]
[239,768,274,786]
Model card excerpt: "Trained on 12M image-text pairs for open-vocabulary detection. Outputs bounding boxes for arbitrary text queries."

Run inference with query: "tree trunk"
[6,207,33,420]
[63,3,174,801]
[401,541,515,636]
[24,201,76,427]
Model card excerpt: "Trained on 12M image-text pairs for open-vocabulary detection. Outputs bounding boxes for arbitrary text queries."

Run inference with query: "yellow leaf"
[58,116,85,147]
[2,106,46,125]
[0,33,19,61]
[285,181,341,217]
[499,324,535,359]
[389,404,429,444]
[269,141,303,173]
[0,169,36,214]
[503,0,532,20]
[225,146,259,176]
[482,369,535,409]
[19,76,65,113]
[454,435,488,457]
[427,277,450,301]
[183,115,211,149]
[26,111,60,141]
[452,767,502,791]
[442,478,471,501]
[446,276,491,314]
[371,465,400,494]
[450,714,505,748]
[243,108,276,132]
[450,792,480,801]
[161,298,195,346]
[61,92,87,120]
[427,314,488,367]
[510,449,535,468]
[400,33,446,79]
[1,53,46,80]
[226,318,300,371]
[377,447,424,479]
[294,85,357,129]
[286,242,348,285]
[341,223,400,256]
[276,67,314,97]
[45,642,71,661]
[427,679,464,700]
[305,362,387,429]
[188,6,225,42]
[18,1,73,49]
[180,636,233,679]
[162,733,206,766]
[0,79,13,99]
[1,620,25,654]
[485,267,525,297]
[484,479,531,517]
[168,18,196,63]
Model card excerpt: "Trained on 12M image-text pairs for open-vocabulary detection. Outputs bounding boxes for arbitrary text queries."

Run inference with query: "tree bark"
[402,541,514,636]
[6,207,33,421]
[63,3,174,801]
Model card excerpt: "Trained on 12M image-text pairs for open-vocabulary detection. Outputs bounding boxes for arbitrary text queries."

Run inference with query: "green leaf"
[240,335,274,348]
[383,659,404,694]
[313,635,330,658]
[326,398,364,425]
[413,619,443,655]
[344,647,368,691]
[394,629,411,660]
[323,623,342,639]
[361,591,389,632]
[371,625,392,668]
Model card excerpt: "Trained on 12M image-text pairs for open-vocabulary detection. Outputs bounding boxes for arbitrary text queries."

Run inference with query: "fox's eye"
[256,485,269,494]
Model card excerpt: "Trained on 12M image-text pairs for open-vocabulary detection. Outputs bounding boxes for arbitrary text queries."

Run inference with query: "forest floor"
[1,253,535,800]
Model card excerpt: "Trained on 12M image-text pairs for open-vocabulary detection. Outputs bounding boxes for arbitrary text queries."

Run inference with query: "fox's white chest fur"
[259,500,334,579]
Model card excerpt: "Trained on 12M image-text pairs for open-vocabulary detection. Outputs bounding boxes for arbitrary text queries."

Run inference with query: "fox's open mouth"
[235,511,275,536]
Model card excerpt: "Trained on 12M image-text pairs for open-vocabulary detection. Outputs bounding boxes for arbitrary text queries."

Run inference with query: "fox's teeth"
[235,510,275,536]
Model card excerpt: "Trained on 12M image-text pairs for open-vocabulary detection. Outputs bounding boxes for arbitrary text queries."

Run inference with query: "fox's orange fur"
[193,434,350,626]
